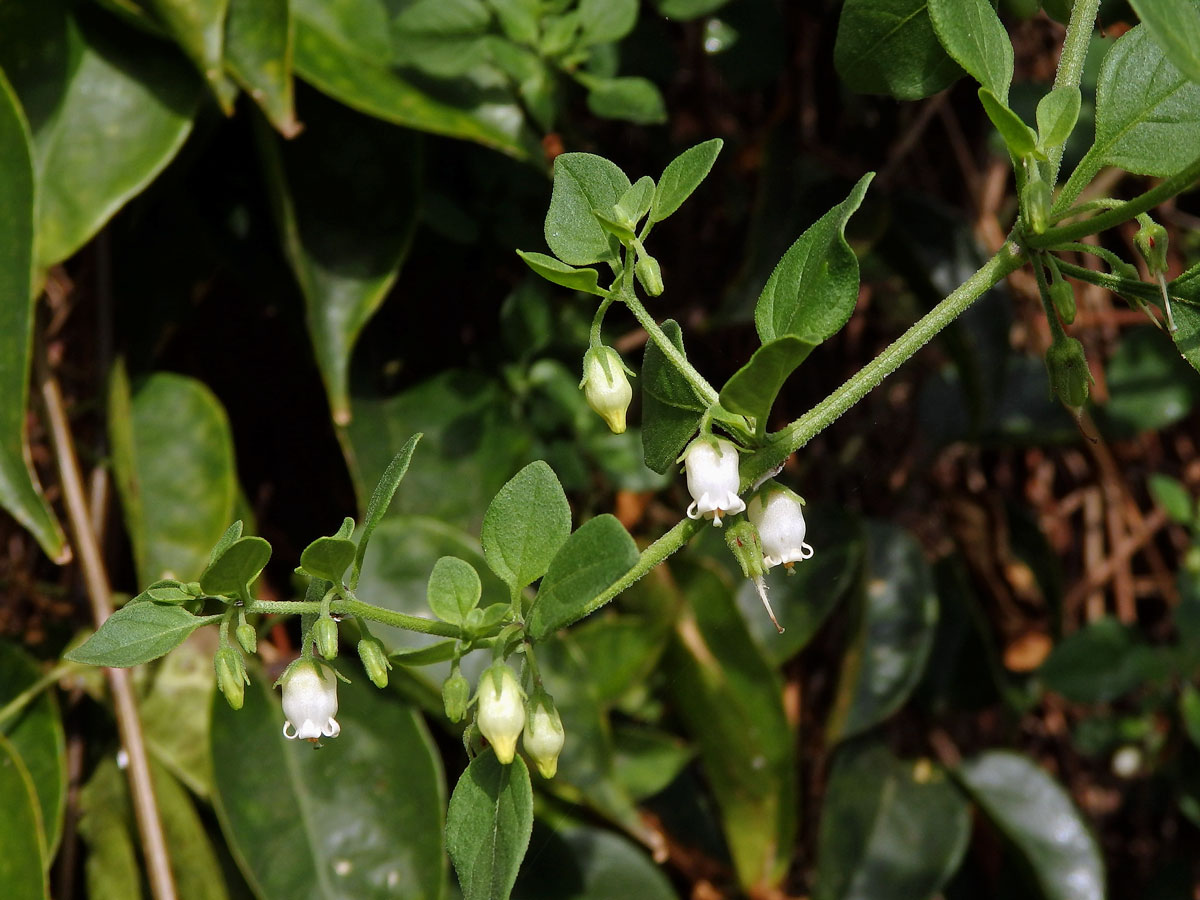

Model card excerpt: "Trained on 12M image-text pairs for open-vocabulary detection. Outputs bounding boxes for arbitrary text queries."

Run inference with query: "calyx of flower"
[683,437,746,527]
[281,660,341,741]
[215,647,248,711]
[475,664,526,764]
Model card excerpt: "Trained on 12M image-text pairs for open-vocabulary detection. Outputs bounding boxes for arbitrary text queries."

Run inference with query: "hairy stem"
[246,598,462,638]
[1047,0,1102,185]
[621,288,720,405]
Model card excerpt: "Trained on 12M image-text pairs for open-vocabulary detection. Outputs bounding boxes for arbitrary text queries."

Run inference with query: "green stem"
[1031,253,1068,340]
[246,598,461,638]
[621,288,720,405]
[743,243,1026,486]
[1030,155,1200,249]
[590,295,615,349]
[1047,0,1102,186]
[1054,259,1160,301]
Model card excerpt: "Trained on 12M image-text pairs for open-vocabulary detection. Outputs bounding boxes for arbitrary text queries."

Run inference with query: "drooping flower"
[747,483,813,570]
[580,346,634,434]
[281,660,341,741]
[683,437,745,526]
[476,664,526,764]
[522,695,565,779]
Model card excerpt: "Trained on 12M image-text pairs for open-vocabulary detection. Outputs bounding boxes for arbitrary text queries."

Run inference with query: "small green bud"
[724,519,767,580]
[215,648,247,711]
[580,346,634,434]
[635,252,664,297]
[314,616,339,659]
[443,671,470,723]
[236,622,258,655]
[357,637,391,689]
[1049,279,1076,325]
[1045,335,1092,408]
[1022,172,1051,234]
[1134,219,1169,275]
[522,694,565,779]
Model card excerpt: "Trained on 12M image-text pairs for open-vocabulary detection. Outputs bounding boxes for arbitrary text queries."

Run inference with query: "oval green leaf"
[65,604,219,668]
[651,138,722,223]
[299,536,357,584]
[427,555,483,624]
[350,433,422,590]
[545,153,631,266]
[1129,0,1200,86]
[641,319,706,474]
[516,250,605,296]
[928,0,1013,102]
[225,0,299,135]
[446,751,533,900]
[834,0,962,100]
[719,335,816,431]
[0,733,48,899]
[481,460,572,592]
[979,87,1037,157]
[200,536,272,597]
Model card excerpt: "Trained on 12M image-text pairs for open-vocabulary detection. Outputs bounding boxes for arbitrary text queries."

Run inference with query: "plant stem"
[246,598,461,638]
[1030,155,1200,249]
[743,242,1026,486]
[1047,0,1102,186]
[1054,259,1160,301]
[1031,253,1068,340]
[621,288,720,405]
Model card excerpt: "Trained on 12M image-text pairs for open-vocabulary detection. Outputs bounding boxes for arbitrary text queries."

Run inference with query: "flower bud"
[476,664,525,764]
[636,253,664,297]
[1022,171,1051,234]
[724,519,767,580]
[314,616,338,659]
[523,696,565,779]
[443,671,470,723]
[683,437,745,527]
[281,660,340,741]
[580,346,634,434]
[1134,219,1169,275]
[1049,279,1076,325]
[357,637,391,689]
[236,621,258,655]
[1045,335,1092,408]
[215,647,247,711]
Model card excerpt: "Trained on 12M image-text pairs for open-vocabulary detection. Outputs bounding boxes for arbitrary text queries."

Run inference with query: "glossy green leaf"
[213,662,446,900]
[0,0,201,266]
[584,76,667,124]
[755,174,873,346]
[1038,617,1167,703]
[1102,326,1200,436]
[109,367,238,586]
[928,0,1013,102]
[139,639,217,798]
[300,536,356,583]
[640,320,706,474]
[291,0,537,160]
[257,94,419,425]
[665,563,795,889]
[979,87,1037,156]
[394,0,491,35]
[226,0,298,135]
[427,556,483,624]
[650,138,722,223]
[545,153,631,266]
[528,515,639,639]
[719,335,815,430]
[834,0,962,100]
[569,616,669,704]
[515,251,606,296]
[481,460,572,592]
[350,433,422,589]
[1148,472,1194,525]
[1059,25,1200,210]
[389,639,460,666]
[200,536,272,597]
[0,71,66,562]
[1129,0,1200,86]
[827,522,938,744]
[578,0,638,45]
[146,0,237,111]
[65,604,219,668]
[1036,85,1082,152]
[611,724,694,801]
[490,0,539,44]
[77,757,141,900]
[956,751,1104,900]
[0,734,48,900]
[815,742,970,900]
[446,751,533,900]
[0,642,66,862]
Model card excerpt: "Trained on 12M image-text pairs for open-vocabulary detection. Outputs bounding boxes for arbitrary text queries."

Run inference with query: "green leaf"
[611,725,695,801]
[65,604,218,668]
[291,0,538,160]
[515,251,606,296]
[755,174,873,346]
[1102,326,1200,436]
[815,742,969,900]
[139,641,217,798]
[1035,85,1082,152]
[143,581,193,604]
[616,175,656,223]
[1129,0,1200,86]
[1059,25,1200,210]
[299,536,357,583]
[389,639,460,666]
[446,752,533,900]
[834,0,962,100]
[108,367,238,586]
[545,152,631,266]
[208,521,244,567]
[584,76,668,125]
[490,0,540,44]
[351,433,422,590]
[978,87,1038,156]
[578,0,638,45]
[570,616,669,704]
[0,734,48,900]
[0,71,66,561]
[77,757,141,900]
[640,319,706,474]
[225,0,299,136]
[665,562,795,889]
[1148,472,1194,525]
[394,0,491,34]
[928,0,1014,101]
[427,556,483,624]
[0,0,202,266]
[212,661,446,899]
[719,336,816,430]
[651,138,723,223]
[1037,617,1167,703]
[1171,264,1200,373]
[0,642,66,862]
[199,536,272,597]
[256,94,420,425]
[481,460,572,592]
[956,751,1105,900]
[528,515,639,639]
[827,522,938,744]
[145,0,237,111]
[656,0,731,19]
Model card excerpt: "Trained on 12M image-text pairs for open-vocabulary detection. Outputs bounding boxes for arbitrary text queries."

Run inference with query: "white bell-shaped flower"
[684,437,745,526]
[747,485,813,570]
[476,665,526,764]
[580,346,634,434]
[281,661,341,741]
[522,697,565,778]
